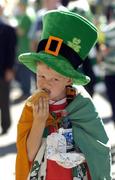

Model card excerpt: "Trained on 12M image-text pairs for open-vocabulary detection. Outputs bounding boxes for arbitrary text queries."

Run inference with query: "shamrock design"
[30,161,40,179]
[68,37,81,53]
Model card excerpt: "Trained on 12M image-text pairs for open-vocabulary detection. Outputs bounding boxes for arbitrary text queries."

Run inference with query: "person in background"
[61,0,70,7]
[28,0,67,52]
[14,0,34,103]
[98,3,115,125]
[16,9,111,180]
[0,4,17,134]
[67,0,97,97]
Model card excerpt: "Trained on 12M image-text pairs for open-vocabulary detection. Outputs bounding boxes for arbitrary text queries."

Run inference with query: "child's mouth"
[42,88,51,95]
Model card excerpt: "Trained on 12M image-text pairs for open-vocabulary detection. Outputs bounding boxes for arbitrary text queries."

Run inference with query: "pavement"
[0,83,115,180]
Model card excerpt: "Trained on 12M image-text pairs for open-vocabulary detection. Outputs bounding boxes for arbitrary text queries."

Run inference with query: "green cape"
[65,93,112,179]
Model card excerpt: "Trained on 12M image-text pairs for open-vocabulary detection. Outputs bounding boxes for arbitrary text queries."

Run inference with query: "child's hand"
[27,97,49,161]
[32,97,49,124]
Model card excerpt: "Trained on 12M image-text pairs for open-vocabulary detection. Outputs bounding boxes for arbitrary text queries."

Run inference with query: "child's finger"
[42,97,49,114]
[32,104,38,115]
[38,97,43,110]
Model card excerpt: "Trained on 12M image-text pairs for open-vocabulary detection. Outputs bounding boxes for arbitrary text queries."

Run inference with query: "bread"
[26,89,49,107]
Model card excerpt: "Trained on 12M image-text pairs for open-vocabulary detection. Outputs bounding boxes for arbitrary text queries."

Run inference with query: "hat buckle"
[45,36,63,56]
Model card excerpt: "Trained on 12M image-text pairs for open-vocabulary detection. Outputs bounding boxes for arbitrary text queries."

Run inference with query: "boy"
[16,10,112,180]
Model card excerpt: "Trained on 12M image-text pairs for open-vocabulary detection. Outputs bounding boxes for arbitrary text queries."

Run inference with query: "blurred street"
[0,83,115,180]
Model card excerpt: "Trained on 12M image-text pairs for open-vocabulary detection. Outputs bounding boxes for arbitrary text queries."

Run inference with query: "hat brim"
[19,52,90,85]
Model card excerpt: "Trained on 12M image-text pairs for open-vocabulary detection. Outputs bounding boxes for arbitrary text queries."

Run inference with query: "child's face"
[36,62,72,101]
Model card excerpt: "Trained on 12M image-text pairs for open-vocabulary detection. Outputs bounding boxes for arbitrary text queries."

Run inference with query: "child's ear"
[66,78,73,86]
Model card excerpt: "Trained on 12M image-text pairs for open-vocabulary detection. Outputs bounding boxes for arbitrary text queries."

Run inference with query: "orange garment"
[16,88,76,180]
[16,103,57,180]
[16,105,33,180]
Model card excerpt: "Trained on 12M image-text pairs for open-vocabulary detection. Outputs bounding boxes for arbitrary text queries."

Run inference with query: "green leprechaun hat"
[19,10,98,85]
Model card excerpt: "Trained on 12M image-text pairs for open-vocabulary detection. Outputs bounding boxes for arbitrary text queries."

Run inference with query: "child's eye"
[40,75,45,79]
[53,78,59,81]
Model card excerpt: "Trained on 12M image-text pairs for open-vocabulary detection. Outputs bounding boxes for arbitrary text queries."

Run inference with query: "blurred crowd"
[0,0,115,135]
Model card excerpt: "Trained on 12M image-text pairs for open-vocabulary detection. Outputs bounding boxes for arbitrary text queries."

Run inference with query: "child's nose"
[45,79,52,85]
[42,79,52,89]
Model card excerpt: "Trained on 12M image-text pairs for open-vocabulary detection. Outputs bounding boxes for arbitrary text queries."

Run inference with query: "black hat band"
[36,37,83,70]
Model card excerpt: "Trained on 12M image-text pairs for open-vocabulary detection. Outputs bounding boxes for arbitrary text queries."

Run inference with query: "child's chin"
[49,94,56,101]
[49,95,53,100]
